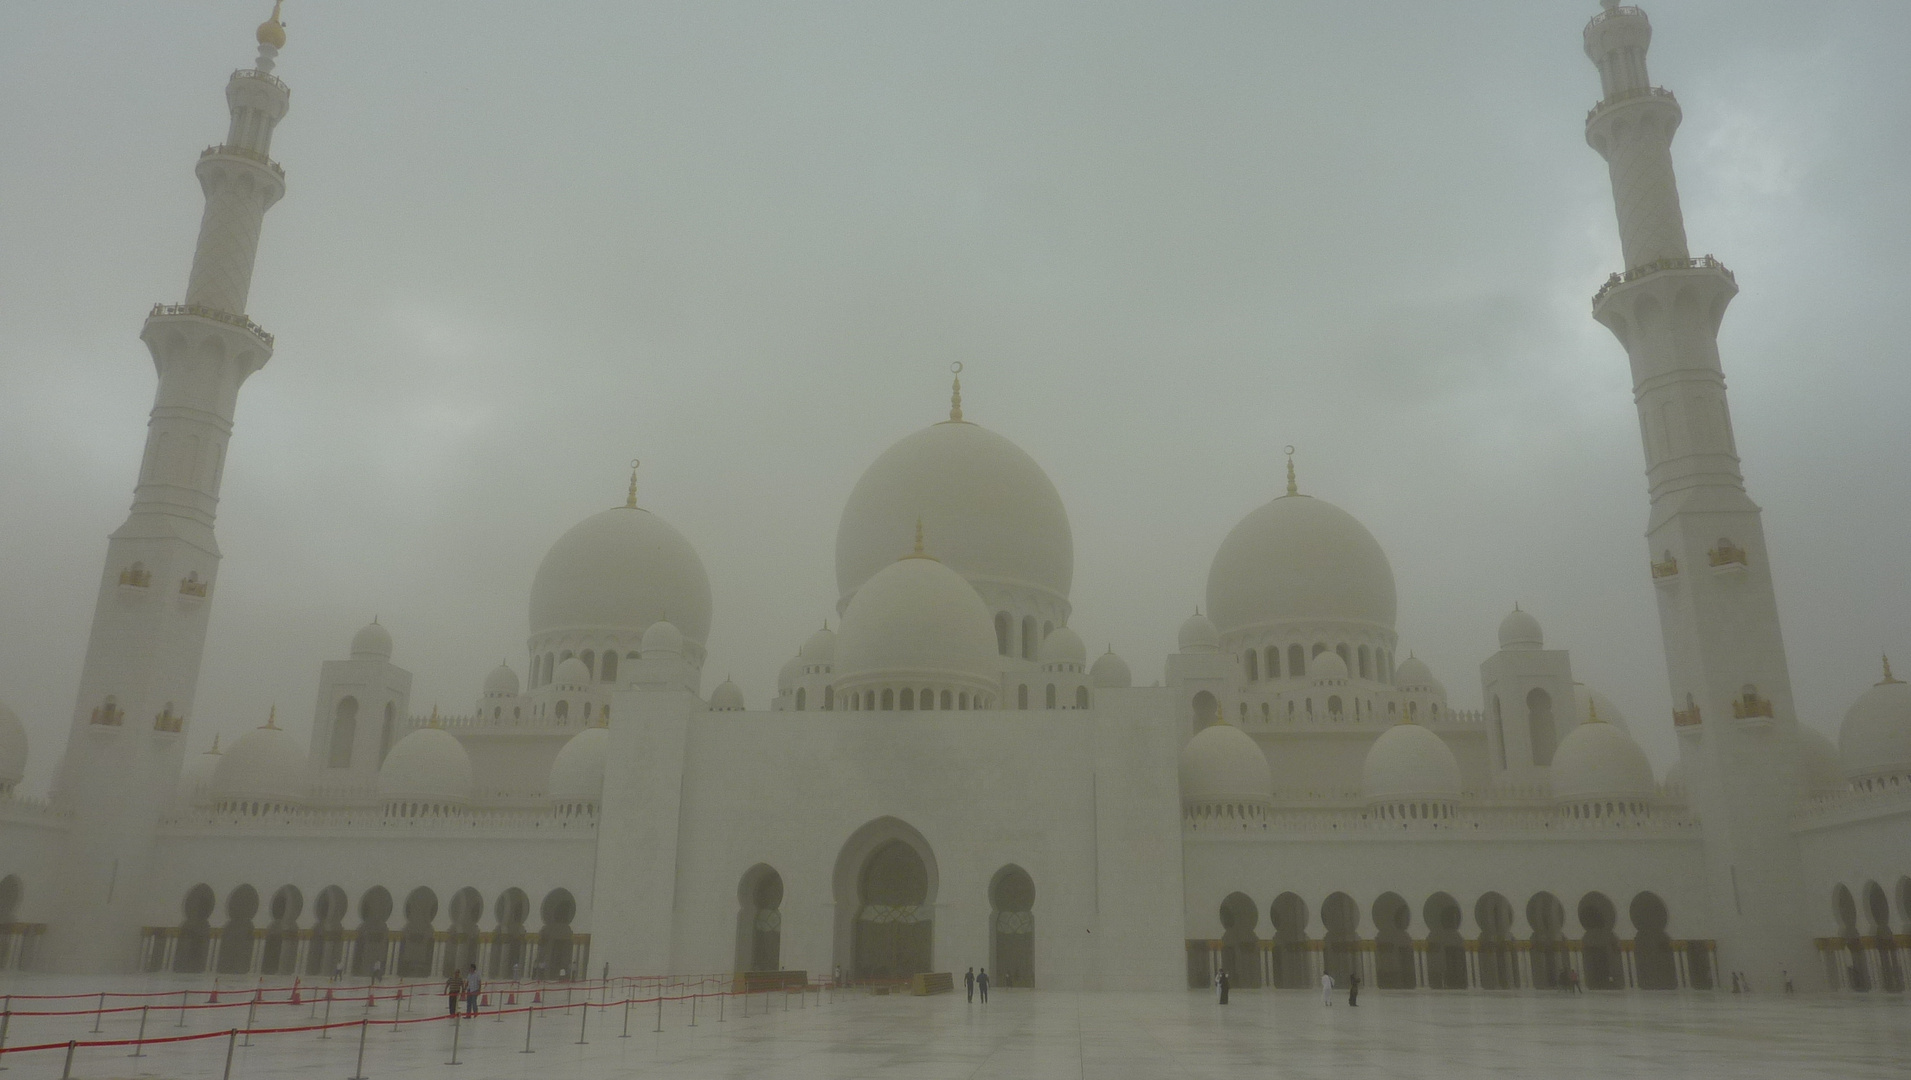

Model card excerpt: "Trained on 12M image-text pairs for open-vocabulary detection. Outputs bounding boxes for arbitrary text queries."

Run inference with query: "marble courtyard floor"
[0,976,1904,1079]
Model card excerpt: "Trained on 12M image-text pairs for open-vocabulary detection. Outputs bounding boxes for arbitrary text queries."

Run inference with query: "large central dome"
[836,419,1072,612]
[1206,491,1396,634]
[530,505,712,645]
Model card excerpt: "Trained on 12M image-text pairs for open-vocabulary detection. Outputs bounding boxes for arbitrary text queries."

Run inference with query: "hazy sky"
[3,1,1908,795]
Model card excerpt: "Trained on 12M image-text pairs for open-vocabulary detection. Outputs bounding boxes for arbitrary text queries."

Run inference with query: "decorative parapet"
[1585,84,1675,124]
[1593,255,1733,306]
[1586,4,1645,28]
[1731,686,1774,720]
[146,303,274,348]
[1650,552,1679,580]
[199,143,285,180]
[118,564,151,588]
[153,705,184,734]
[178,572,209,598]
[89,699,124,727]
[231,67,288,93]
[1708,539,1749,569]
[1673,693,1702,728]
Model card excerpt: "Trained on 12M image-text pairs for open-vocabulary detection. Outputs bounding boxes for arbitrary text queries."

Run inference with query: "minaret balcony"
[145,303,274,349]
[1585,84,1675,125]
[230,68,288,94]
[1592,255,1733,307]
[199,144,284,181]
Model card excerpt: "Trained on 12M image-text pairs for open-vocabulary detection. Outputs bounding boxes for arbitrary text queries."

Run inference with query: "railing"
[232,67,289,93]
[146,304,274,348]
[199,143,284,180]
[1585,84,1675,124]
[1586,5,1645,29]
[1593,255,1733,305]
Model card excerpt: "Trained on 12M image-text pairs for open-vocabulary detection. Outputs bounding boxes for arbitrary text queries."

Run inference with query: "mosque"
[0,1,1907,993]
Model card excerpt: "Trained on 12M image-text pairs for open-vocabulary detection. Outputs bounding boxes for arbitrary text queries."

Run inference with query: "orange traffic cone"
[290,979,302,1005]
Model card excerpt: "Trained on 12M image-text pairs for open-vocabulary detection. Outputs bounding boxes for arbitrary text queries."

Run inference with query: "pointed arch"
[833,817,938,982]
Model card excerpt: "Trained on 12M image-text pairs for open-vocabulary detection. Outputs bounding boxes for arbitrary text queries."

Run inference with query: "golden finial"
[1883,655,1902,685]
[949,362,965,422]
[625,459,640,508]
[429,705,441,728]
[903,518,939,560]
[1284,445,1297,496]
[1588,697,1603,724]
[257,1,286,49]
[262,705,278,730]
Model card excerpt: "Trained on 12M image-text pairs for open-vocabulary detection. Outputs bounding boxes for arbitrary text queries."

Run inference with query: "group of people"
[443,965,483,1017]
[964,967,992,1002]
[1212,970,1360,1006]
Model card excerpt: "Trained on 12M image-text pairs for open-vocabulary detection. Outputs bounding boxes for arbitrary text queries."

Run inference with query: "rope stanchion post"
[574,999,588,1045]
[446,1014,461,1066]
[690,991,697,1027]
[654,995,662,1033]
[177,989,188,1028]
[619,998,630,1038]
[89,992,104,1033]
[718,987,723,1023]
[320,988,332,1039]
[243,998,257,1046]
[519,999,535,1054]
[221,1028,238,1080]
[59,1039,76,1080]
[130,1004,149,1057]
[348,1017,369,1080]
[0,1004,10,1070]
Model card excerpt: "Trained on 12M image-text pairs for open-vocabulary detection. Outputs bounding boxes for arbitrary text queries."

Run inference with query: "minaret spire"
[1584,2,1815,988]
[45,6,294,972]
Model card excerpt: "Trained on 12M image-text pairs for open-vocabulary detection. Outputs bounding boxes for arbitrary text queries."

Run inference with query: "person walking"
[977,968,990,1003]
[1216,968,1230,1005]
[1348,972,1359,1007]
[464,964,482,1017]
[965,967,975,1002]
[444,969,463,1016]
[1320,971,1335,1006]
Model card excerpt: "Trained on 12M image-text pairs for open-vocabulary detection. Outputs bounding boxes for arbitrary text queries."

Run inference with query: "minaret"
[44,5,291,972]
[1583,1,1816,986]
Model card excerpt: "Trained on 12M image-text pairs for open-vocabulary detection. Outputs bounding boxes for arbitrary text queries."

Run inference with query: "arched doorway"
[834,818,937,983]
[174,884,215,973]
[1527,892,1566,988]
[217,885,259,974]
[1578,892,1621,988]
[1372,893,1414,988]
[537,889,577,978]
[262,886,303,975]
[1630,892,1676,989]
[1475,893,1515,988]
[1865,881,1902,992]
[397,887,439,977]
[1269,893,1311,988]
[351,887,393,976]
[306,886,347,976]
[1218,892,1261,989]
[446,888,483,974]
[989,865,1035,988]
[736,865,784,973]
[1321,892,1360,985]
[1424,893,1467,988]
[490,888,529,978]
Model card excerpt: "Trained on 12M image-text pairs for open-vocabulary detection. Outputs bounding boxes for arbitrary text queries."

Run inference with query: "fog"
[2,1,1907,795]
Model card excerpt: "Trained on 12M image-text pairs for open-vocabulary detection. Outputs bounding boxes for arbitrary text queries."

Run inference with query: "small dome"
[1206,491,1397,634]
[211,718,308,802]
[1040,626,1087,666]
[0,700,27,790]
[1178,611,1219,652]
[1794,726,1845,797]
[483,662,520,698]
[1361,723,1461,802]
[351,619,393,661]
[1498,607,1543,650]
[529,505,712,647]
[641,620,684,657]
[378,727,474,803]
[1179,723,1274,803]
[710,678,745,711]
[1572,684,1628,730]
[799,625,837,666]
[1550,717,1654,801]
[777,653,802,692]
[1310,651,1349,682]
[1394,655,1441,693]
[547,727,609,801]
[1090,647,1132,689]
[552,657,592,690]
[836,420,1073,614]
[178,738,222,805]
[1838,663,1911,782]
[835,552,1000,690]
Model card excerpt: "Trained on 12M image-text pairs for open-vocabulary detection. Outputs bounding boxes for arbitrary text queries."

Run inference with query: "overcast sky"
[2,1,1908,794]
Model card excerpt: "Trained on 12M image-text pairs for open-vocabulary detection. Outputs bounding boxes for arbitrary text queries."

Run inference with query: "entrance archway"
[736,865,784,973]
[1424,892,1467,988]
[1218,892,1260,989]
[1579,892,1621,989]
[1630,892,1676,989]
[1372,893,1414,988]
[1269,893,1311,988]
[989,865,1035,988]
[834,818,937,983]
[1527,891,1566,988]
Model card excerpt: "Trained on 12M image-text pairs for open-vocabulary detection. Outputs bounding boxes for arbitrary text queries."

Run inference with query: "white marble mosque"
[0,2,1906,995]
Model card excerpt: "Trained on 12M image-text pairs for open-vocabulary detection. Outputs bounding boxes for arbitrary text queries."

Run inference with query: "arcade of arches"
[142,883,585,979]
[1190,888,1714,992]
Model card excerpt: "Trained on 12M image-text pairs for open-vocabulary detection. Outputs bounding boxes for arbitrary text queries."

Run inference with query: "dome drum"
[834,676,999,713]
[1227,625,1401,687]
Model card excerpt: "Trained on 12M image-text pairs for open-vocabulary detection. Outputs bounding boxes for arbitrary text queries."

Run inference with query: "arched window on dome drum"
[1328,695,1342,716]
[555,700,569,720]
[898,688,913,710]
[1407,701,1416,722]
[1238,702,1248,722]
[580,650,595,679]
[513,706,521,720]
[1018,685,1029,710]
[1289,646,1305,677]
[1076,686,1089,709]
[826,686,836,710]
[1021,616,1038,660]
[1265,647,1279,678]
[795,688,806,711]
[330,697,358,768]
[1358,646,1371,679]
[600,652,618,683]
[1046,684,1057,709]
[995,613,1011,656]
[1261,702,1270,722]
[493,706,501,719]
[1244,651,1258,681]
